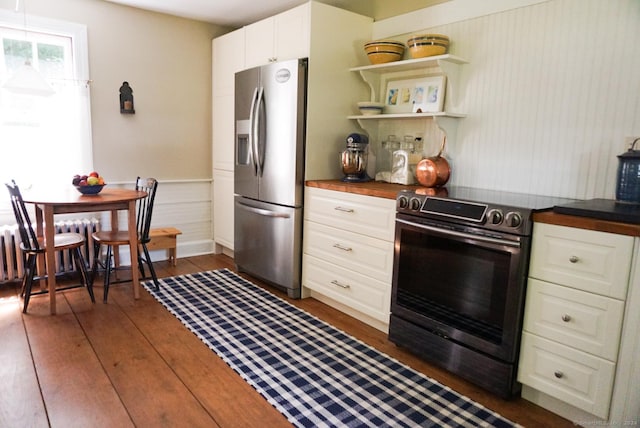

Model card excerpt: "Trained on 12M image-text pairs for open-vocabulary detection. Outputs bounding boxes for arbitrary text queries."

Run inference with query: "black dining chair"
[91,177,160,302]
[5,180,95,313]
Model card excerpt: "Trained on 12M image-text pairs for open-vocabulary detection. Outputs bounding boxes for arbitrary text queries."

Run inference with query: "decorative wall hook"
[119,81,134,114]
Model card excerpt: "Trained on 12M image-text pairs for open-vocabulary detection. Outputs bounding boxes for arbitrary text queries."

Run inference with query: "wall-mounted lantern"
[119,81,135,114]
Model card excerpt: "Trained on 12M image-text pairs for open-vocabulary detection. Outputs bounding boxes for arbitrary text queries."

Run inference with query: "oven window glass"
[395,227,510,344]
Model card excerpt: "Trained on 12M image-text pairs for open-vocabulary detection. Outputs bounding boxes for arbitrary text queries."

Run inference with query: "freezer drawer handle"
[334,206,354,213]
[332,243,353,252]
[237,201,291,218]
[330,280,350,289]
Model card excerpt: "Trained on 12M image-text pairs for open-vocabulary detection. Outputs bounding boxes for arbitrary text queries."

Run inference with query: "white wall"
[373,0,640,199]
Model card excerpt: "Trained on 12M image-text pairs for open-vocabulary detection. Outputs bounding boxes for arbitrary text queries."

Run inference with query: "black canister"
[616,137,640,203]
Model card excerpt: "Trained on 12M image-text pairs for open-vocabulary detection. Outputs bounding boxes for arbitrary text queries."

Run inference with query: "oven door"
[391,213,530,363]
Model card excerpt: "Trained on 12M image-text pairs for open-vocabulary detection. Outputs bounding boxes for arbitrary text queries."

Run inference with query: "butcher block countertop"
[305,180,420,200]
[306,180,640,237]
[533,211,640,237]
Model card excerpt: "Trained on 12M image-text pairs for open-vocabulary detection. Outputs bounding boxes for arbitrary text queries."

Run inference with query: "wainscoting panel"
[103,179,213,263]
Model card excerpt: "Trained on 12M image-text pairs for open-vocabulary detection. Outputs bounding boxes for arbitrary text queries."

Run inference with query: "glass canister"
[616,138,640,203]
[378,135,399,179]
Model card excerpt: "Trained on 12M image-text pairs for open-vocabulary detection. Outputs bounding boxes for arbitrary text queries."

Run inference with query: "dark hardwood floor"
[0,254,574,427]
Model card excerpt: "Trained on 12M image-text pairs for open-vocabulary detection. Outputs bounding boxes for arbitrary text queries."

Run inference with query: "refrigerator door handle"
[248,87,259,176]
[254,86,265,177]
[236,200,291,219]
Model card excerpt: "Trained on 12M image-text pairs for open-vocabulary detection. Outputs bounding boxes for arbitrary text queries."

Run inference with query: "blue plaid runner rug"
[143,269,519,428]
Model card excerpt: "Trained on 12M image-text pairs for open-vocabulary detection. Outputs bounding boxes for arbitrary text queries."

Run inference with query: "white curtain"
[0,11,92,226]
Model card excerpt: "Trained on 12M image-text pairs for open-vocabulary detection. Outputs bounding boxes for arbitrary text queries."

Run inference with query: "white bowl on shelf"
[357,101,384,115]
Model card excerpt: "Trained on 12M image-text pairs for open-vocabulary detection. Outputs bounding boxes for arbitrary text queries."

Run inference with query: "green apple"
[87,176,99,185]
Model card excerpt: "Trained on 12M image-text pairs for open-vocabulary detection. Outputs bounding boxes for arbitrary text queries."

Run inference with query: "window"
[0,10,92,225]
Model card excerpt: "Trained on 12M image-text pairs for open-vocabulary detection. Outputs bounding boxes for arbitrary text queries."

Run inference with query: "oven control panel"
[396,191,531,235]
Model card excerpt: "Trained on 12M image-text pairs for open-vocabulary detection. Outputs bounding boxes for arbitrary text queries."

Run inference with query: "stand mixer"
[340,133,372,182]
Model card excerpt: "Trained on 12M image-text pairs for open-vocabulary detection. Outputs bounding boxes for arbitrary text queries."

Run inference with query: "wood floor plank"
[66,287,221,427]
[0,288,48,427]
[108,284,292,428]
[22,290,134,428]
[1,254,576,428]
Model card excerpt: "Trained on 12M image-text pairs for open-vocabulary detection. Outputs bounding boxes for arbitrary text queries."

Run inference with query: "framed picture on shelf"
[384,75,447,114]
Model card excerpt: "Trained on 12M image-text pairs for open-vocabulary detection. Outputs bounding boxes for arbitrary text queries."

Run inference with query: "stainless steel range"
[389,186,574,398]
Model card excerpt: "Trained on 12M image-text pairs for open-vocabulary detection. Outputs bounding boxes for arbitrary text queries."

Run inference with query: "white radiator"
[0,219,100,282]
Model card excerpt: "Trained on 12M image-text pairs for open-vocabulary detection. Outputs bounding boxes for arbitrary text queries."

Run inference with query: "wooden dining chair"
[91,177,160,302]
[5,180,95,313]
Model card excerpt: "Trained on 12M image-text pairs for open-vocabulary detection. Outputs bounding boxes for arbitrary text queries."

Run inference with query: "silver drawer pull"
[569,255,579,263]
[334,206,354,213]
[332,243,353,252]
[554,371,564,379]
[330,280,350,289]
[561,314,572,322]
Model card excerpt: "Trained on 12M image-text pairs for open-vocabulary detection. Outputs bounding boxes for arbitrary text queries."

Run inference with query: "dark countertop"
[554,198,640,224]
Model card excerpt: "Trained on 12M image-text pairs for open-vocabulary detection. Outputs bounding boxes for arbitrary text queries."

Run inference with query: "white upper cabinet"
[212,94,235,171]
[274,5,310,61]
[212,29,245,95]
[244,3,310,69]
[212,28,245,172]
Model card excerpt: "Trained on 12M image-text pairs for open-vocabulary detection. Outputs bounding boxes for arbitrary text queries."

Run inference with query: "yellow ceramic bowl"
[364,40,405,64]
[407,34,450,58]
[407,33,450,46]
[366,51,403,64]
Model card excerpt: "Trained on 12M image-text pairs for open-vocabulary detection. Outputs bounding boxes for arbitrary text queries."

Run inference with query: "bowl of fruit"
[72,172,106,195]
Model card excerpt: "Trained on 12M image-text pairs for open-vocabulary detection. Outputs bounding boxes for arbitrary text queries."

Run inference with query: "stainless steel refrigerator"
[234,58,307,298]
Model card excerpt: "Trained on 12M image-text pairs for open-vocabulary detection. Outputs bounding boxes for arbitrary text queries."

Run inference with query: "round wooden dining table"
[22,186,147,314]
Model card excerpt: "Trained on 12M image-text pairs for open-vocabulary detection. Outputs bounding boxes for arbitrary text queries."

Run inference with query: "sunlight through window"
[0,11,92,225]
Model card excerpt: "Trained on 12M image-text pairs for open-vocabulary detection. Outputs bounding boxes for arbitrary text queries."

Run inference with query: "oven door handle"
[396,218,521,248]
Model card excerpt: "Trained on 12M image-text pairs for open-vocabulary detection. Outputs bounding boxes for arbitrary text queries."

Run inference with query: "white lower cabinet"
[518,222,637,421]
[519,332,616,418]
[213,170,234,252]
[302,187,395,331]
[303,255,391,320]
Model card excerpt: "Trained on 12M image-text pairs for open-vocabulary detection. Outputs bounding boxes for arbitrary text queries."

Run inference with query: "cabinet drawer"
[518,332,615,419]
[305,187,395,241]
[529,223,633,299]
[304,221,393,283]
[302,254,391,322]
[523,279,625,361]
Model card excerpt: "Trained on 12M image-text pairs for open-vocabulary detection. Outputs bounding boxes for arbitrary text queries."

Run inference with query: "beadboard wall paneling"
[375,0,640,199]
[103,180,214,261]
[372,0,551,39]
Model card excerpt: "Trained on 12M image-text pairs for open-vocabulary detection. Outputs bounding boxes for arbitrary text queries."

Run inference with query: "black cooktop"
[438,186,577,211]
[554,199,640,224]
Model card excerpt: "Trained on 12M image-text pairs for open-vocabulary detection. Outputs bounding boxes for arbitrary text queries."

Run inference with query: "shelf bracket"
[358,70,379,102]
[437,59,461,111]
[433,116,458,145]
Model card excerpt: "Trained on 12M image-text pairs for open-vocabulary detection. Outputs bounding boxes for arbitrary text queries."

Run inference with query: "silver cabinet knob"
[554,371,564,379]
[569,255,579,263]
[562,314,572,322]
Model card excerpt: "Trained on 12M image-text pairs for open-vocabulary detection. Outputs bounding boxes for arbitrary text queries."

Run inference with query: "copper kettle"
[415,136,450,188]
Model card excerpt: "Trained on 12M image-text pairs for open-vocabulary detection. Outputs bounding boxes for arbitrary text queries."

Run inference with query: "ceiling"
[102,0,449,28]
